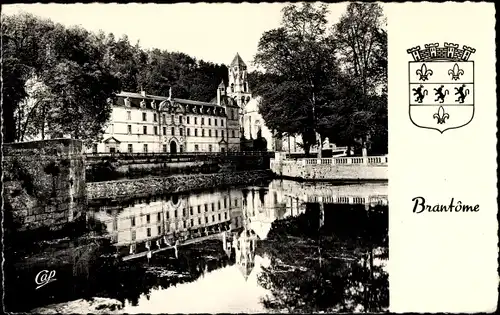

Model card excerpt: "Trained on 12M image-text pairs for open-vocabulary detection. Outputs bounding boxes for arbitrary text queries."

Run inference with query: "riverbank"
[86,170,273,200]
[31,298,124,314]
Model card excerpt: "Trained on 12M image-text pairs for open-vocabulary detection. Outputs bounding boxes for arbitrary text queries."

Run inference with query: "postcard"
[1,2,497,314]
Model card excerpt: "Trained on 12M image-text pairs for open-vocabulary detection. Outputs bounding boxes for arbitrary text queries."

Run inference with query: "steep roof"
[115,91,224,109]
[231,53,247,68]
[218,80,226,88]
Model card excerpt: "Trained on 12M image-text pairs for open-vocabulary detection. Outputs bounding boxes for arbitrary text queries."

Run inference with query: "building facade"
[88,53,313,154]
[89,86,241,154]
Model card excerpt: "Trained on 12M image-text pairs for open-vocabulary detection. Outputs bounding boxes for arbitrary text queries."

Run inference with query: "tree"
[333,2,386,93]
[2,13,121,145]
[136,50,228,102]
[96,33,145,93]
[253,3,339,156]
[1,13,55,142]
[2,12,232,146]
[2,57,29,142]
[14,76,53,141]
[331,3,387,154]
[249,72,317,154]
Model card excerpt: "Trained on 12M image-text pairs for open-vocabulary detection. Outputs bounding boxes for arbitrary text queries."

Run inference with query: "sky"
[3,2,349,70]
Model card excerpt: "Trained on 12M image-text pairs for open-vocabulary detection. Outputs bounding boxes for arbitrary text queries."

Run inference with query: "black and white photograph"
[2,2,388,313]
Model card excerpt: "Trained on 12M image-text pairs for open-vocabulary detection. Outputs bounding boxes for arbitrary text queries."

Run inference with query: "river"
[11,179,388,313]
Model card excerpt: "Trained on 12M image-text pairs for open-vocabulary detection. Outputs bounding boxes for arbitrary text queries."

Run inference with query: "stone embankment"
[86,170,273,200]
[271,154,388,181]
[3,139,86,231]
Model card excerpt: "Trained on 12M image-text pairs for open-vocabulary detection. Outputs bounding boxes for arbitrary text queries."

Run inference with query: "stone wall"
[271,157,388,181]
[85,154,270,182]
[3,139,86,231]
[87,170,273,201]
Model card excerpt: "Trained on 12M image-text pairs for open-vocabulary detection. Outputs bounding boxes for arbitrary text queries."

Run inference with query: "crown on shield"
[407,43,476,62]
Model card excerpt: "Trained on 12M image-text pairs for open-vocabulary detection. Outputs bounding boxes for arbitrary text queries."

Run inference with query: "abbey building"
[224,53,305,153]
[88,53,298,154]
[214,53,278,152]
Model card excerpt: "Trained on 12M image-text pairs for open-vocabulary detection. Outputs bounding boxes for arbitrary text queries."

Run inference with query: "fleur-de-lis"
[416,63,433,81]
[448,63,464,80]
[433,106,450,124]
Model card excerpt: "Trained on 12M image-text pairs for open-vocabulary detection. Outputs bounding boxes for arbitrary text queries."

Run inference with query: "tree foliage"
[251,2,387,155]
[2,13,228,145]
[252,3,338,155]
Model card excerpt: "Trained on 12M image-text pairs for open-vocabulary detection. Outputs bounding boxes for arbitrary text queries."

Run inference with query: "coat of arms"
[407,43,475,133]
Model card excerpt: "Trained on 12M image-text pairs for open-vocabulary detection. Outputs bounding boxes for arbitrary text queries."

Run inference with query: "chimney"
[140,90,146,97]
[217,88,221,106]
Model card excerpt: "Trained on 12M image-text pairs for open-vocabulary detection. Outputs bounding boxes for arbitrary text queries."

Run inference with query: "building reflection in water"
[89,179,387,264]
[90,189,249,260]
[87,179,388,312]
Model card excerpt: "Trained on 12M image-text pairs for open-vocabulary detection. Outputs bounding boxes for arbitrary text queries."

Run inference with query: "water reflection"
[85,179,388,313]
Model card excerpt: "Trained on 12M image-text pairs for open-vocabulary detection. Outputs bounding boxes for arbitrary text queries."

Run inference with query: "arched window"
[231,83,234,93]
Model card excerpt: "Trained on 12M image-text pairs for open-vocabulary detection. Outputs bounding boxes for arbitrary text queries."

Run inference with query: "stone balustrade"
[270,154,388,181]
[301,155,388,166]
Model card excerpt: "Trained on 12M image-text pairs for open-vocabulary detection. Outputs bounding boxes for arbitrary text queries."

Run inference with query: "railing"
[84,151,275,159]
[303,195,388,205]
[284,146,348,159]
[302,155,388,166]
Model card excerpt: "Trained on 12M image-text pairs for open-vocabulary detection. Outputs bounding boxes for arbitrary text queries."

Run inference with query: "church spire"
[231,53,247,68]
[227,53,250,100]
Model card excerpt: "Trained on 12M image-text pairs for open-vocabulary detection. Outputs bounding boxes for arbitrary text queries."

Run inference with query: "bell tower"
[227,53,252,108]
[227,53,252,138]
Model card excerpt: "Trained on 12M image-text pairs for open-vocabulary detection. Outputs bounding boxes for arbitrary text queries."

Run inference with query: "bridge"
[121,230,228,262]
[84,150,275,159]
[84,151,275,166]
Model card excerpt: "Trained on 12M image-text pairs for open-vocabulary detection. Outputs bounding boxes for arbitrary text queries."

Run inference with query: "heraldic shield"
[408,43,475,133]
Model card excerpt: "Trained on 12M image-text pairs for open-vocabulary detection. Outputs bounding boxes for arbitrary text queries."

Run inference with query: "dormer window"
[151,100,156,109]
[140,99,146,108]
[124,97,131,107]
